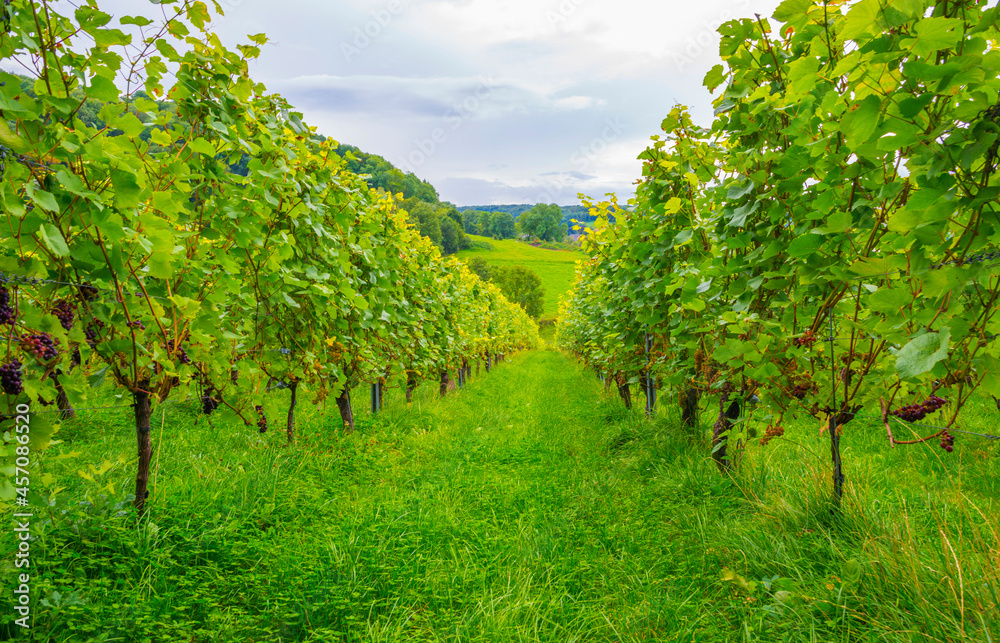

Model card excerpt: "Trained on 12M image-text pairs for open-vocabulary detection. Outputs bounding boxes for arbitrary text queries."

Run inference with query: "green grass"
[456,235,586,319]
[2,352,998,641]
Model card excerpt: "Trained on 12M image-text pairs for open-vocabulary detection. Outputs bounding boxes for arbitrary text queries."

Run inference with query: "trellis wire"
[0,271,173,301]
[852,412,1000,441]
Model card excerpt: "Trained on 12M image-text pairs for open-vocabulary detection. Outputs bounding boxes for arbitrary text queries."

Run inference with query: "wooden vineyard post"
[617,375,632,410]
[680,387,699,431]
[132,381,153,515]
[829,313,844,511]
[337,387,355,433]
[644,332,656,417]
[711,386,739,474]
[406,372,416,404]
[286,380,298,443]
[371,380,382,414]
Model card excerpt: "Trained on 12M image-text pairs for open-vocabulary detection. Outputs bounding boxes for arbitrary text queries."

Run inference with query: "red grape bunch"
[21,333,58,361]
[0,285,17,325]
[255,405,267,433]
[940,430,955,453]
[890,395,947,422]
[0,359,23,395]
[793,331,817,348]
[126,320,145,330]
[52,299,75,331]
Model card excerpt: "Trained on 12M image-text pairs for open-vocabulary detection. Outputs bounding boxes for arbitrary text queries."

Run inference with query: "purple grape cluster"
[202,386,219,415]
[255,405,267,433]
[167,340,190,364]
[0,286,17,325]
[940,430,955,453]
[53,299,75,331]
[71,346,82,366]
[85,324,100,347]
[891,396,947,422]
[22,333,58,361]
[791,384,811,399]
[0,359,23,395]
[126,320,145,330]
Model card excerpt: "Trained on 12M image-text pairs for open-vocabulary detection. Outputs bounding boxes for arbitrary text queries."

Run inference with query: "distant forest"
[456,204,607,230]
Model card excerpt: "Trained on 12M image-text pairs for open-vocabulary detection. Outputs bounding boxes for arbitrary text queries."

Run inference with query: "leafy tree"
[440,204,462,227]
[462,210,481,234]
[477,211,492,235]
[466,256,493,281]
[490,211,516,239]
[404,201,468,254]
[493,266,544,320]
[408,201,442,248]
[519,203,566,242]
[464,258,544,320]
[440,216,462,254]
[333,144,439,202]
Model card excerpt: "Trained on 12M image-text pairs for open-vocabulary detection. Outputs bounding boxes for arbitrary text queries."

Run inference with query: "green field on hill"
[456,235,586,319]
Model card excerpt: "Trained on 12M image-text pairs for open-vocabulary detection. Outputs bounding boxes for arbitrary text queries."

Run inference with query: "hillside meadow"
[456,236,586,320]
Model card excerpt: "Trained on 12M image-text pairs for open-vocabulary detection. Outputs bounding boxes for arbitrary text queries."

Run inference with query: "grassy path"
[303,350,694,641]
[10,350,999,641]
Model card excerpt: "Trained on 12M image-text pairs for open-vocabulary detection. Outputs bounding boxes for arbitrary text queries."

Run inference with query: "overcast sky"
[73,0,783,206]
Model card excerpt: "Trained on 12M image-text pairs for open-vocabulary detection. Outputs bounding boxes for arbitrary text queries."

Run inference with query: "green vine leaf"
[893,328,951,379]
